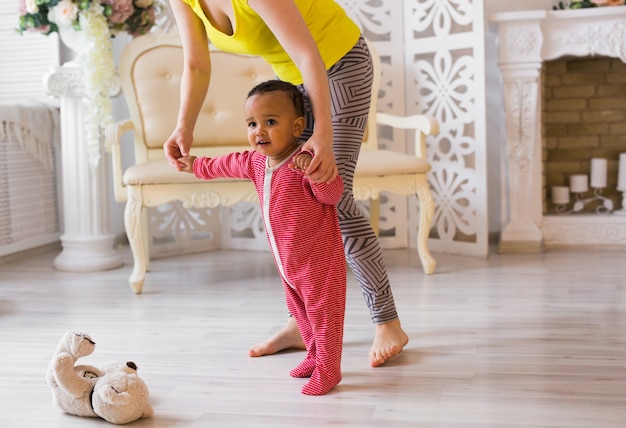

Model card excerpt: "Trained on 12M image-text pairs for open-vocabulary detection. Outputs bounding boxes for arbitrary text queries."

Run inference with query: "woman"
[164,0,409,367]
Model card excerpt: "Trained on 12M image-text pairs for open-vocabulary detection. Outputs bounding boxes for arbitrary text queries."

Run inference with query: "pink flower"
[28,24,50,33]
[591,0,625,4]
[17,0,27,15]
[102,0,135,24]
[590,0,625,4]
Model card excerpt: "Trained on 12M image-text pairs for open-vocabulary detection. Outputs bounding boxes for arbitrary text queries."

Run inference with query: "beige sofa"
[108,33,438,294]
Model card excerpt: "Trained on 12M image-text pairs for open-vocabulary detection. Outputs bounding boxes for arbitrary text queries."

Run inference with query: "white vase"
[57,23,83,67]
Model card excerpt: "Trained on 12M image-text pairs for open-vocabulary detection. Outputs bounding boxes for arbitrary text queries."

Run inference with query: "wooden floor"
[0,244,625,427]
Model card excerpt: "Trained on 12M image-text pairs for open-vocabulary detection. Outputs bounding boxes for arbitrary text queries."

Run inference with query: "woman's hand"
[164,127,194,170]
[300,133,337,183]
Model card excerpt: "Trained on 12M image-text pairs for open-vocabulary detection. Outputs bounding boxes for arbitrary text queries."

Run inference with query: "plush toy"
[46,331,153,424]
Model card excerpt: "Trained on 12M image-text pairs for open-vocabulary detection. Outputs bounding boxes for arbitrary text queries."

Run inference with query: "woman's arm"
[249,0,338,183]
[164,0,213,169]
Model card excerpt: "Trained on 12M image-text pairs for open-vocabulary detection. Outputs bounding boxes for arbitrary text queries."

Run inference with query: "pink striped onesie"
[193,147,347,395]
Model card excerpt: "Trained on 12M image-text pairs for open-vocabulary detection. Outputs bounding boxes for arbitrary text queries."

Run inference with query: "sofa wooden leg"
[125,188,147,294]
[416,182,436,275]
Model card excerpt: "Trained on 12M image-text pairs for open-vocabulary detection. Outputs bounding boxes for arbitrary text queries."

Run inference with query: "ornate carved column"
[45,65,123,271]
[492,11,546,253]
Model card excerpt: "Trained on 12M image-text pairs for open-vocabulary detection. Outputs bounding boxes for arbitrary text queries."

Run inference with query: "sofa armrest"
[375,113,439,160]
[105,119,134,203]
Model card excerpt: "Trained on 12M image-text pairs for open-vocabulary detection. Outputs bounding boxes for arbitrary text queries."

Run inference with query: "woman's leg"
[249,37,407,366]
[324,37,408,366]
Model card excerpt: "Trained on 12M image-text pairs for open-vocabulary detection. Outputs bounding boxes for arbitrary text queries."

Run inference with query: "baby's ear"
[293,116,306,136]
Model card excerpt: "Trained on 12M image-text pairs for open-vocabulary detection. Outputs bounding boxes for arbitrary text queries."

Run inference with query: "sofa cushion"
[356,150,430,177]
[123,160,245,185]
[124,150,430,186]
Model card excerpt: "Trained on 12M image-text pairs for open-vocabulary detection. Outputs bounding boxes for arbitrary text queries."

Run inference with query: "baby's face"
[244,91,304,164]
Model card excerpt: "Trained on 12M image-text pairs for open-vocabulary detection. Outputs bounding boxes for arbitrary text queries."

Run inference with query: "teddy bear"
[46,330,153,424]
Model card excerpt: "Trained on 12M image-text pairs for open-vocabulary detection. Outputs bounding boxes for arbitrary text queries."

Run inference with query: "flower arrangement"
[554,0,626,9]
[17,0,159,169]
[17,0,156,37]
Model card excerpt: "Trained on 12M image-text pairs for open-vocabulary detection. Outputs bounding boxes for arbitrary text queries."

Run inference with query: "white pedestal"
[45,65,122,272]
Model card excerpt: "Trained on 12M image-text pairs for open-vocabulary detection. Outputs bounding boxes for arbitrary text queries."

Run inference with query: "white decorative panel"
[148,0,490,257]
[340,0,411,249]
[405,0,488,256]
[341,0,489,256]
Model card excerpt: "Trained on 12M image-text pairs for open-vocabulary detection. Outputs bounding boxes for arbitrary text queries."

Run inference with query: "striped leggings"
[297,36,398,324]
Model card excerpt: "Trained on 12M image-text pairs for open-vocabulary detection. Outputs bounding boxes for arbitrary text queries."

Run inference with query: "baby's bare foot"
[248,317,306,357]
[370,319,409,367]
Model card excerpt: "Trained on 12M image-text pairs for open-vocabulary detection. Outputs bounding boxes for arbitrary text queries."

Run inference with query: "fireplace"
[543,56,626,215]
[491,7,626,252]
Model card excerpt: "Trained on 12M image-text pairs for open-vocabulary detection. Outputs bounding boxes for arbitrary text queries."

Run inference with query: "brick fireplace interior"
[543,56,626,214]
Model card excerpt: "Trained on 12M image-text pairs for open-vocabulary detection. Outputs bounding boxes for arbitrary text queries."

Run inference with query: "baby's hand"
[291,150,313,172]
[177,156,196,173]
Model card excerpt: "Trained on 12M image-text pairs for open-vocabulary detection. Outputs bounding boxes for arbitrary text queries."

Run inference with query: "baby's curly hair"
[247,80,305,117]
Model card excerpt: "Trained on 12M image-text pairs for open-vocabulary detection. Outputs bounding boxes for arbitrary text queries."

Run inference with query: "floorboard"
[0,246,625,427]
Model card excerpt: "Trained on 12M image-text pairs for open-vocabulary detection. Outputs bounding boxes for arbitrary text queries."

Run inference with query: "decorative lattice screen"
[147,0,489,258]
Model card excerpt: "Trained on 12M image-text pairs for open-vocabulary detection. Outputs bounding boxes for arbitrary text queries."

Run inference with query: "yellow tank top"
[181,0,361,84]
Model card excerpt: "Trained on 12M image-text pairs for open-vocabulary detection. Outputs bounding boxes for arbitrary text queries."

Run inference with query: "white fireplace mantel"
[490,8,626,252]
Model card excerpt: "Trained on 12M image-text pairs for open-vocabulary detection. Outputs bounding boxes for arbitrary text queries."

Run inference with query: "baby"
[177,80,347,395]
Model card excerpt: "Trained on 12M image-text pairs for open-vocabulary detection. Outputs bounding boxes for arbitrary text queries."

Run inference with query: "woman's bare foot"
[370,319,409,367]
[248,316,306,357]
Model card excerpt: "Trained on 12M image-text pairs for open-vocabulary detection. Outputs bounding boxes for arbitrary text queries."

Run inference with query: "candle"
[570,174,588,193]
[552,186,570,205]
[618,153,626,191]
[590,158,607,188]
